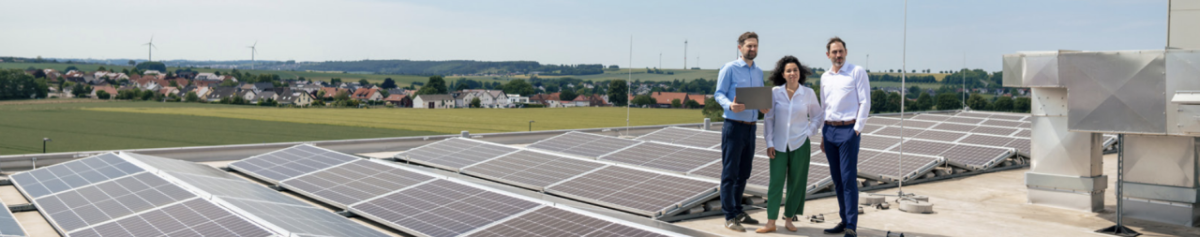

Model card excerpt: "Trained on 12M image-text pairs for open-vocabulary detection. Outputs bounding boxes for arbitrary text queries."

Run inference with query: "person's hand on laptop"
[731,96,745,113]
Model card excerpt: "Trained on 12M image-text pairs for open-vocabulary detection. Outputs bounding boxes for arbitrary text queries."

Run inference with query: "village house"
[413,94,455,109]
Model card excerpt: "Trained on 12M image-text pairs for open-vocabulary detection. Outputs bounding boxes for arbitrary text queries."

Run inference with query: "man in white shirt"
[818,37,869,237]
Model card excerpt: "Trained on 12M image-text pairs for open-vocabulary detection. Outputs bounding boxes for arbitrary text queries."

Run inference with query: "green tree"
[502,79,535,96]
[684,98,701,109]
[358,79,370,86]
[128,60,135,66]
[96,90,110,99]
[966,94,990,110]
[71,83,91,98]
[185,91,200,102]
[380,78,397,89]
[886,92,902,112]
[1013,97,1031,113]
[559,88,578,101]
[702,97,725,122]
[936,93,963,110]
[914,92,933,111]
[135,61,167,72]
[671,98,682,108]
[470,97,482,108]
[870,90,888,113]
[992,96,1014,112]
[415,75,448,95]
[631,94,656,106]
[608,80,629,106]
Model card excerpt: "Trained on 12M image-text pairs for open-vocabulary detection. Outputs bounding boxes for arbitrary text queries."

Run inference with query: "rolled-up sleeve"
[763,89,776,149]
[806,87,826,138]
[853,67,871,132]
[714,65,734,111]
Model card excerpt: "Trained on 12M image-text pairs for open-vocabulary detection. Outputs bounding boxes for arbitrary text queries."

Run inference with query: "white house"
[507,94,529,104]
[414,94,456,109]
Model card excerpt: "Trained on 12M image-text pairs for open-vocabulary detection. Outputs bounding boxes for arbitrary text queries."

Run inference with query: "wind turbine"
[248,41,258,70]
[143,36,157,62]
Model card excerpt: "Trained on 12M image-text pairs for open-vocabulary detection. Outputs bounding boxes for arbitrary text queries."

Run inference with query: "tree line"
[299,60,608,76]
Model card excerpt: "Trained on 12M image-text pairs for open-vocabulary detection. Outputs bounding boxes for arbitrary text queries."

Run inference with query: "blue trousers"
[822,124,860,230]
[720,120,756,221]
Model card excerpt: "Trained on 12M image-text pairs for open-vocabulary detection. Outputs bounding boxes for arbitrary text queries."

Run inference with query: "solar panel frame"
[280,159,438,208]
[218,197,390,237]
[348,179,543,237]
[461,150,608,191]
[635,127,722,149]
[67,198,276,237]
[546,166,718,217]
[938,143,1015,170]
[32,172,196,233]
[10,153,144,199]
[855,151,944,183]
[463,206,675,237]
[527,132,643,158]
[0,199,27,237]
[598,141,721,174]
[229,145,362,184]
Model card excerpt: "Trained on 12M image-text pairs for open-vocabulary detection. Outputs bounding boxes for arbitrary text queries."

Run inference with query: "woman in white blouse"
[757,55,824,233]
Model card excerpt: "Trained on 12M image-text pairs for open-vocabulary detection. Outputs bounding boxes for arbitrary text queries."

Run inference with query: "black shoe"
[824,222,846,234]
[725,219,745,232]
[843,228,857,237]
[736,213,759,225]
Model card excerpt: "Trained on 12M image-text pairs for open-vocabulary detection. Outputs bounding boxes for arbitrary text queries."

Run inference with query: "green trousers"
[766,138,811,220]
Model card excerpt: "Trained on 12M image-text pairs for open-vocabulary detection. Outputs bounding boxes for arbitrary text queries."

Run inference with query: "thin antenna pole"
[962,52,966,110]
[898,0,908,195]
[627,35,633,136]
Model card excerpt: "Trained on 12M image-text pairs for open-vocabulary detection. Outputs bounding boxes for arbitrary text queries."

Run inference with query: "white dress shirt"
[820,63,871,132]
[764,85,825,152]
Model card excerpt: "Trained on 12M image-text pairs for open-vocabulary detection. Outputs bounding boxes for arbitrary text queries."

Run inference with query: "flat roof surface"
[675,153,1200,237]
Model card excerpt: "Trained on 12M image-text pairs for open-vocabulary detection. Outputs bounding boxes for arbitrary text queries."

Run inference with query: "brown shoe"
[784,222,798,232]
[755,224,776,233]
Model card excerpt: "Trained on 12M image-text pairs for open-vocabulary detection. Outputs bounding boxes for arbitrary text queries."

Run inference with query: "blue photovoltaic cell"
[229,145,360,183]
[11,153,143,198]
[34,173,195,232]
[0,198,25,237]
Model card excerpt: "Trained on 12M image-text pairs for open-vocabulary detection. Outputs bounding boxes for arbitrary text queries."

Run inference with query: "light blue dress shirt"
[714,59,764,122]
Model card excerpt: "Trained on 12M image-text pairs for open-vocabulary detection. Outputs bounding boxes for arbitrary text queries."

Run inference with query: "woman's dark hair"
[769,55,811,86]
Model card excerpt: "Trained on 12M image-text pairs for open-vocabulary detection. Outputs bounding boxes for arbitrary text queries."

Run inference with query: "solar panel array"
[0,198,24,237]
[464,206,670,237]
[462,150,607,190]
[545,166,717,216]
[10,153,284,236]
[396,138,521,171]
[598,142,721,174]
[529,132,643,158]
[635,127,722,148]
[229,145,361,183]
[853,113,1026,170]
[236,144,681,237]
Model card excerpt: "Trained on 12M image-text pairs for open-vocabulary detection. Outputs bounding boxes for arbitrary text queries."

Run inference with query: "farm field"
[0,100,704,155]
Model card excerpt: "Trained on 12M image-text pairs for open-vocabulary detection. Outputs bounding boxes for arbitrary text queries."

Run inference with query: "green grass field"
[0,100,703,155]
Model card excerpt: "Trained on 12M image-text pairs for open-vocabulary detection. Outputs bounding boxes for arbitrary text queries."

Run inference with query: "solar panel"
[988,114,1026,121]
[931,123,976,133]
[599,142,720,173]
[867,116,902,126]
[860,135,902,150]
[956,112,992,118]
[980,119,1024,128]
[67,198,273,237]
[34,172,194,232]
[1006,138,1032,156]
[872,127,924,137]
[221,197,389,237]
[0,199,26,237]
[892,120,939,129]
[395,138,520,171]
[636,127,722,148]
[125,153,234,179]
[807,163,833,191]
[1015,129,1032,138]
[939,144,1014,170]
[462,150,606,190]
[856,152,943,182]
[528,132,642,158]
[913,130,967,142]
[465,206,671,237]
[970,126,1018,136]
[169,172,312,207]
[350,179,542,237]
[958,134,1016,147]
[229,145,361,184]
[889,140,955,157]
[282,159,437,207]
[547,166,717,216]
[944,117,984,125]
[11,153,143,199]
[911,114,952,121]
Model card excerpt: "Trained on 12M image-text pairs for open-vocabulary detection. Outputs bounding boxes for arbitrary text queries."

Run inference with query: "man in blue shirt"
[713,31,764,232]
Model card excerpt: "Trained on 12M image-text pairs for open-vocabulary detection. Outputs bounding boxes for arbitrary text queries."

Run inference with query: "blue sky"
[0,0,1167,71]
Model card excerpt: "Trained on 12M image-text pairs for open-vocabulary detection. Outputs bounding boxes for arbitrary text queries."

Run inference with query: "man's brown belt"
[826,119,856,126]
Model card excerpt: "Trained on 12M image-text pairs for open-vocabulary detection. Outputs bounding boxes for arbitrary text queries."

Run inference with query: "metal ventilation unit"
[1002,1,1200,226]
